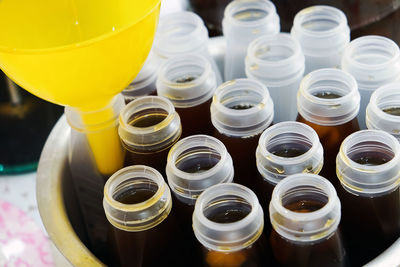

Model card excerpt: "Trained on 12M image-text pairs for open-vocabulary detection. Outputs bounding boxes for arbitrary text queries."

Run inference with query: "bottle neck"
[193,183,264,252]
[103,165,172,232]
[211,79,274,137]
[336,130,400,197]
[118,96,181,153]
[297,68,360,126]
[166,135,234,205]
[269,174,341,243]
[256,121,323,185]
[156,54,217,108]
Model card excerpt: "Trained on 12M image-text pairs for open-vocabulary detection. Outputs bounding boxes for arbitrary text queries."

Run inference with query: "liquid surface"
[314,92,342,99]
[175,75,198,83]
[229,104,255,110]
[270,143,310,158]
[114,188,156,205]
[128,110,168,128]
[204,198,251,223]
[176,149,220,173]
[284,199,326,213]
[383,107,400,116]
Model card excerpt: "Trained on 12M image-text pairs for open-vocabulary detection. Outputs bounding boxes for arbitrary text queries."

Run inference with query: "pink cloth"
[0,200,54,267]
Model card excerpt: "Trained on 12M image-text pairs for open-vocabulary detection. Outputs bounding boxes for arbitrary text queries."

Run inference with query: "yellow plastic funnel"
[0,0,162,174]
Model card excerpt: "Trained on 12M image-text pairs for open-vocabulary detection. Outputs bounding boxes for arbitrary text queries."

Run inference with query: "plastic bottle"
[269,173,347,266]
[193,183,267,267]
[118,96,181,177]
[222,0,280,80]
[336,130,400,265]
[156,54,217,137]
[211,78,274,190]
[341,35,400,129]
[245,33,305,122]
[255,121,323,212]
[366,83,400,142]
[296,68,360,186]
[291,5,350,75]
[153,11,222,84]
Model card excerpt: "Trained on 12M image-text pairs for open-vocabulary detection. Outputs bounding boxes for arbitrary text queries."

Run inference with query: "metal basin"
[37,37,400,267]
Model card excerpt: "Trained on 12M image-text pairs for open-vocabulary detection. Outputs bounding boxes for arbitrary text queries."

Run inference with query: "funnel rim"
[0,0,161,55]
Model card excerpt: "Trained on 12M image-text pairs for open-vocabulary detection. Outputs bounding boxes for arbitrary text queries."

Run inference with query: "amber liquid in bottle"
[176,98,213,138]
[270,199,347,267]
[383,107,400,116]
[296,116,359,187]
[108,186,187,267]
[201,199,268,267]
[337,151,400,266]
[123,110,177,178]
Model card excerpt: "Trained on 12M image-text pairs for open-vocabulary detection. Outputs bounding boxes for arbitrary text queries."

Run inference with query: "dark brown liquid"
[284,199,326,213]
[123,111,180,178]
[176,98,214,138]
[200,200,268,267]
[270,229,347,267]
[314,92,343,99]
[383,107,400,116]
[270,144,309,158]
[114,188,156,204]
[296,114,360,187]
[337,185,400,266]
[214,130,261,191]
[230,104,255,110]
[175,148,220,173]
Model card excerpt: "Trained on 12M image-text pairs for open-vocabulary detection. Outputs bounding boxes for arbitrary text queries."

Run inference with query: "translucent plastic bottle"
[336,130,400,265]
[65,94,125,263]
[222,0,280,80]
[211,78,274,189]
[366,83,400,142]
[166,135,234,267]
[296,68,360,186]
[269,174,347,267]
[342,35,400,129]
[153,11,222,84]
[291,5,350,75]
[245,33,305,122]
[193,183,267,267]
[121,52,158,103]
[255,122,323,212]
[103,165,187,267]
[156,54,217,137]
[118,96,181,177]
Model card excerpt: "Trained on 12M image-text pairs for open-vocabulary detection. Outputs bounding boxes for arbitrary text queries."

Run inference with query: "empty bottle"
[223,0,280,80]
[336,130,400,265]
[366,82,400,142]
[245,33,305,122]
[156,54,217,137]
[153,11,222,84]
[342,35,400,129]
[211,78,274,190]
[296,68,360,186]
[269,173,347,267]
[291,5,350,75]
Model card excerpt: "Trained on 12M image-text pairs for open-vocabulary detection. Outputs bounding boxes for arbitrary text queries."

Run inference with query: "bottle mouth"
[224,0,278,28]
[65,94,125,132]
[211,79,274,137]
[256,122,323,185]
[166,135,234,205]
[118,96,181,152]
[245,33,305,85]
[293,5,347,37]
[269,174,341,243]
[337,130,400,196]
[193,183,263,252]
[156,54,217,108]
[154,11,208,56]
[342,36,400,90]
[297,68,360,126]
[103,165,172,232]
[366,83,400,140]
